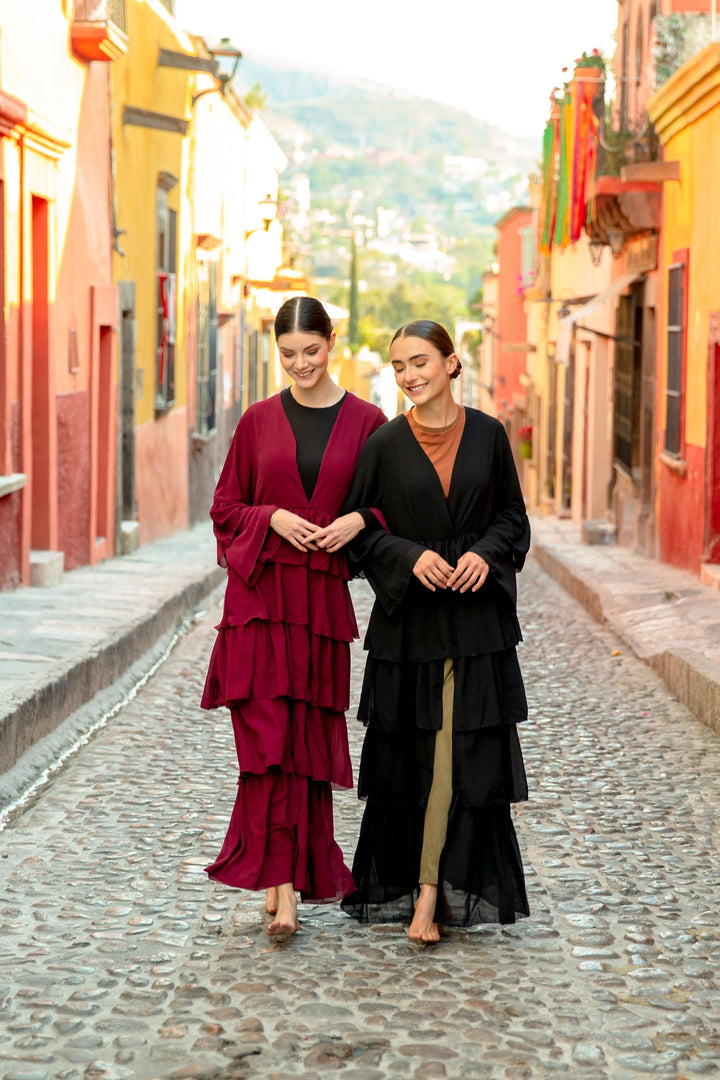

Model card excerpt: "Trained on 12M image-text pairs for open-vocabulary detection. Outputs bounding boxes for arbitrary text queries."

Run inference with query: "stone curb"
[0,563,225,785]
[530,538,720,735]
[650,647,720,738]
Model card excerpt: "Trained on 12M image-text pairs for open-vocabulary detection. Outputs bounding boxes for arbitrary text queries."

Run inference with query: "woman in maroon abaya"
[202,296,386,936]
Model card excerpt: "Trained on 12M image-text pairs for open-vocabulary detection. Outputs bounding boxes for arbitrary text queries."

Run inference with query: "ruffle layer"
[359,649,527,733]
[225,505,352,587]
[364,571,522,663]
[357,722,528,808]
[229,701,352,788]
[201,623,350,711]
[222,561,357,640]
[341,797,528,926]
[207,770,355,903]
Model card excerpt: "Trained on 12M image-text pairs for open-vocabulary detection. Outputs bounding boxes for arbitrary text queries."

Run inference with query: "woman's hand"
[447,551,489,593]
[306,512,365,553]
[270,509,321,552]
[413,549,454,592]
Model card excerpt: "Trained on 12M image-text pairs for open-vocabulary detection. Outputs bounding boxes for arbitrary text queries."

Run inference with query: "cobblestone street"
[3,557,720,1080]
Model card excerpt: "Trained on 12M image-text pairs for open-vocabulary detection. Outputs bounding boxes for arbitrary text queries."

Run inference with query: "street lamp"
[605,227,625,259]
[589,236,605,267]
[192,38,243,106]
[245,194,279,238]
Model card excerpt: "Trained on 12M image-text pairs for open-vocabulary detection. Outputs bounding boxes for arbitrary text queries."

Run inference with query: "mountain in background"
[236,51,539,172]
[232,52,540,305]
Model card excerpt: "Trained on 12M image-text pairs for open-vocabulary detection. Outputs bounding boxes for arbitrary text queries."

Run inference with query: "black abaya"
[341,407,531,926]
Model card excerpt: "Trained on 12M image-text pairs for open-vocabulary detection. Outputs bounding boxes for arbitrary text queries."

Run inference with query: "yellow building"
[648,42,720,575]
[111,0,196,546]
[110,1,295,540]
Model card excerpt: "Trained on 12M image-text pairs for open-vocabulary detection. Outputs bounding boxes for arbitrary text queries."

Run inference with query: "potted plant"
[518,425,533,460]
[574,49,606,81]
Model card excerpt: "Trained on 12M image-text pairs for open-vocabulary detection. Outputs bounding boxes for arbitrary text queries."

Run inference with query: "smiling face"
[277,329,336,391]
[389,335,458,407]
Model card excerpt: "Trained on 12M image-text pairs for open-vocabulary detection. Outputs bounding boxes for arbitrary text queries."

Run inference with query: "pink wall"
[135,408,189,545]
[0,60,117,590]
[54,65,116,568]
[495,207,532,417]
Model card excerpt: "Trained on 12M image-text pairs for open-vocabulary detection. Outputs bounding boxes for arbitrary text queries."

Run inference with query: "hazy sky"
[173,0,618,139]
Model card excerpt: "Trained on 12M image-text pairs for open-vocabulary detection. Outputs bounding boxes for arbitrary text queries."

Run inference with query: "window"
[635,10,644,87]
[620,18,630,130]
[155,182,177,413]
[248,330,259,406]
[614,293,642,473]
[520,226,536,290]
[195,260,218,435]
[665,258,687,456]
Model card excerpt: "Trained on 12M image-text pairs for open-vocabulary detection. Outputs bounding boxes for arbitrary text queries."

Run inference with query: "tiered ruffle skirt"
[341,648,530,925]
[203,550,355,902]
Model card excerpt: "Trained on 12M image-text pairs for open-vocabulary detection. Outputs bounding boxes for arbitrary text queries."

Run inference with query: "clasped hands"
[270,509,365,554]
[412,549,489,594]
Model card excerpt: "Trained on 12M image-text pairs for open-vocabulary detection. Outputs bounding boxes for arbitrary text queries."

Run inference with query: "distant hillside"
[235,51,539,165]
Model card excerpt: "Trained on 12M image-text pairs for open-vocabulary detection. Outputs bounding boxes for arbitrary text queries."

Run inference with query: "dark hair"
[274,296,333,340]
[391,320,463,379]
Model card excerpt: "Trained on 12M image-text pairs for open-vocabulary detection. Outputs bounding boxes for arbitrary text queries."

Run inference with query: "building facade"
[0,0,123,590]
[648,41,720,575]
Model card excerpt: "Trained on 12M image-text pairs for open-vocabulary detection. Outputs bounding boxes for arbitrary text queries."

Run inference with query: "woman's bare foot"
[408,884,440,944]
[267,883,299,937]
[265,887,277,915]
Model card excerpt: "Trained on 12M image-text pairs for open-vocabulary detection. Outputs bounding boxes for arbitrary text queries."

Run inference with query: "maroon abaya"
[202,391,386,902]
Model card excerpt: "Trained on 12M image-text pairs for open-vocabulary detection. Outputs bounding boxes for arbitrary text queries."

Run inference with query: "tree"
[244,83,268,111]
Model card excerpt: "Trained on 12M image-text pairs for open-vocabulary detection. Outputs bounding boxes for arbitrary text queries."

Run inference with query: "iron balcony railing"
[73,0,127,35]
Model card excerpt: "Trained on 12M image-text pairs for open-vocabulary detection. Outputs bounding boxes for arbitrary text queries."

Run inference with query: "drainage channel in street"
[0,609,206,833]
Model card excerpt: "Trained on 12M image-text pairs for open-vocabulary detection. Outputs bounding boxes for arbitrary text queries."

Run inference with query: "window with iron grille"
[195,260,218,435]
[155,186,177,413]
[665,262,685,456]
[613,291,642,474]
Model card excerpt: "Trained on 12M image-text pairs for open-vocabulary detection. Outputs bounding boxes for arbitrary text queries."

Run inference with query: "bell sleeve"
[470,425,531,604]
[209,411,279,583]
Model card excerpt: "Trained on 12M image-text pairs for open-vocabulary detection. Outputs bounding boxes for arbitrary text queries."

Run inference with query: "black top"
[281,387,346,501]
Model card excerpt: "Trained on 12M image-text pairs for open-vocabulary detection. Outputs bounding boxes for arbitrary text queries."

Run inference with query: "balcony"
[71,0,128,62]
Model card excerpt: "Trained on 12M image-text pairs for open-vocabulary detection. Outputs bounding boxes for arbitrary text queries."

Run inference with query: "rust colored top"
[405,405,466,498]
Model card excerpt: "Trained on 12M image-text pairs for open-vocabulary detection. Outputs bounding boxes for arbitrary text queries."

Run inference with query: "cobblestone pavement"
[3,559,720,1080]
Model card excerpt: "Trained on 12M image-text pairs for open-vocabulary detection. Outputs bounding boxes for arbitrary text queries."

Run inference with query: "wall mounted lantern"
[245,194,279,237]
[589,237,605,267]
[605,227,625,259]
[192,38,243,106]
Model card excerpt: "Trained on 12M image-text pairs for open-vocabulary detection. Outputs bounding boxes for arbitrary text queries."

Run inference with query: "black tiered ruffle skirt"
[341,647,530,926]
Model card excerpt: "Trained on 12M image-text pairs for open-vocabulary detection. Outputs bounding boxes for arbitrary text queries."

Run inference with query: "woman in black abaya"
[341,320,530,943]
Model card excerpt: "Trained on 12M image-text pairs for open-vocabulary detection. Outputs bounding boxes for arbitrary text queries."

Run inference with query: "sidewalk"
[530,514,720,736]
[0,521,224,810]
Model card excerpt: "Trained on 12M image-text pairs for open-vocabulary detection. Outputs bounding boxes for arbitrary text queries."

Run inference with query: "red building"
[493,206,534,455]
[0,4,123,589]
